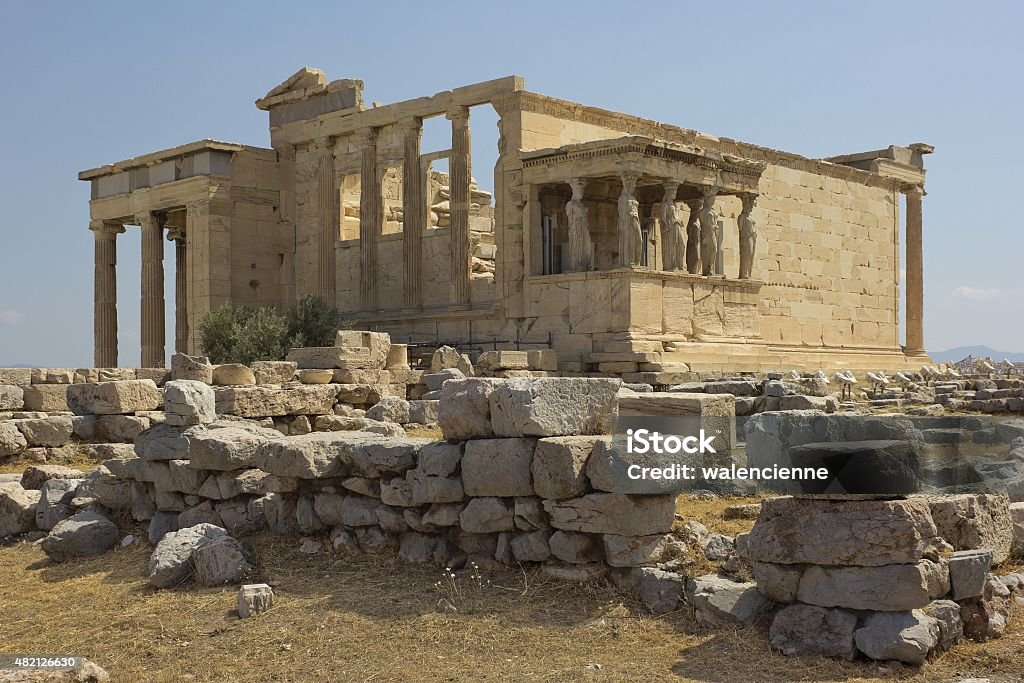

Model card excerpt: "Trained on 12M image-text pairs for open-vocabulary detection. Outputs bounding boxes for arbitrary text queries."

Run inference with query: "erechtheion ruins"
[80,68,933,375]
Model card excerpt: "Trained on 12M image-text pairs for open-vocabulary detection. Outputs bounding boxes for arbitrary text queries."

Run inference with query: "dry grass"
[1,497,1022,682]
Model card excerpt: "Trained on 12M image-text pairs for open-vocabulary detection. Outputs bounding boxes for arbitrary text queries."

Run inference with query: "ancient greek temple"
[79,68,932,375]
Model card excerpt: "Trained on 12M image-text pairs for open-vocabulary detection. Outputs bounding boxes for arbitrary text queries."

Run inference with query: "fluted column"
[447,105,471,307]
[905,185,925,354]
[356,128,381,311]
[138,212,165,368]
[399,117,424,309]
[167,225,188,354]
[316,137,338,306]
[91,220,124,367]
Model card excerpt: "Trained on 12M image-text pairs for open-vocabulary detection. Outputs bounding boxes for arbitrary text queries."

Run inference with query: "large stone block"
[0,384,24,411]
[796,559,949,611]
[462,438,535,497]
[438,378,495,440]
[532,436,600,499]
[737,496,941,566]
[171,353,213,383]
[252,432,349,479]
[854,610,940,664]
[787,440,921,496]
[948,549,992,600]
[22,384,69,412]
[460,497,514,533]
[16,416,73,447]
[922,494,1012,565]
[251,361,297,385]
[164,380,216,426]
[686,575,772,627]
[212,364,256,386]
[543,493,675,536]
[0,422,27,458]
[214,385,338,418]
[41,511,118,562]
[286,346,375,370]
[602,533,686,567]
[769,604,857,659]
[66,379,162,415]
[0,482,40,537]
[188,426,277,471]
[1011,502,1024,558]
[489,378,620,437]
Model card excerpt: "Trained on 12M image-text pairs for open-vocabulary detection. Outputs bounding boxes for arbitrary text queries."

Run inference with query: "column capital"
[186,199,209,217]
[166,227,186,242]
[351,127,377,148]
[903,183,926,198]
[312,135,335,153]
[276,143,296,161]
[394,116,422,135]
[446,105,470,124]
[135,211,159,228]
[89,220,125,238]
[740,192,758,211]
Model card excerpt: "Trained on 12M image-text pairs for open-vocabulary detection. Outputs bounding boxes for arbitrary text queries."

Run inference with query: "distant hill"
[929,346,1024,363]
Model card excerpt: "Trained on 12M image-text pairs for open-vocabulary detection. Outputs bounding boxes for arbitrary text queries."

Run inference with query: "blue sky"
[0,1,1021,366]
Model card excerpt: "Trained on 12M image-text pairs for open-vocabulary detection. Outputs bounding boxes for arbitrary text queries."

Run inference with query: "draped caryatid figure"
[685,198,702,274]
[660,181,685,271]
[738,193,758,279]
[566,178,594,272]
[699,186,719,276]
[617,172,643,267]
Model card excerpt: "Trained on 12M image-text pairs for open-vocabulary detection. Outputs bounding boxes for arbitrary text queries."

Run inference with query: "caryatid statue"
[660,182,686,271]
[566,178,594,272]
[617,172,643,267]
[738,193,758,279]
[685,198,702,274]
[699,186,719,276]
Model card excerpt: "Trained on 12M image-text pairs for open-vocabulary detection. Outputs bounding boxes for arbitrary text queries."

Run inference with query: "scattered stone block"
[948,549,992,600]
[164,380,216,426]
[602,533,685,567]
[365,396,410,424]
[438,378,494,440]
[752,562,802,603]
[237,583,274,617]
[0,421,28,457]
[20,464,83,490]
[251,361,297,385]
[172,353,214,383]
[212,364,256,386]
[41,511,119,562]
[0,482,41,537]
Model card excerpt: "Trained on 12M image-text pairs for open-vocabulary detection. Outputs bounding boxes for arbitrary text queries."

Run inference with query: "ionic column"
[905,185,925,353]
[617,171,642,267]
[399,117,424,309]
[91,220,124,367]
[447,105,471,307]
[316,137,338,306]
[138,211,165,368]
[356,128,381,311]
[166,224,188,354]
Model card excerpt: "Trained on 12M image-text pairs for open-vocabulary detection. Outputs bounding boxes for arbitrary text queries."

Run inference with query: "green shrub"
[286,295,346,348]
[198,302,290,365]
[198,296,348,364]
